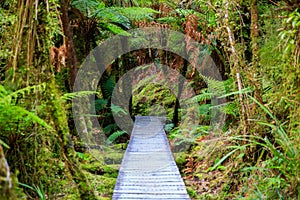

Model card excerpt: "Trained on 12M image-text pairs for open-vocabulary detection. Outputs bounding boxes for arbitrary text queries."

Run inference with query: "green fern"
[105,23,131,36]
[71,0,103,17]
[114,7,158,21]
[94,98,108,112]
[72,0,158,35]
[220,102,238,117]
[0,83,46,106]
[102,76,115,99]
[106,130,127,144]
[111,104,127,115]
[0,84,53,130]
[103,123,117,135]
[96,7,131,29]
[60,91,98,101]
[187,89,212,103]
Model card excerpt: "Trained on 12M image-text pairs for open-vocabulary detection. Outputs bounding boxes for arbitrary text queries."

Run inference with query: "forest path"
[112,116,190,200]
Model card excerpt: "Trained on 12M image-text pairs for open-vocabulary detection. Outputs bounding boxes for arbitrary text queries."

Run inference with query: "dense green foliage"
[0,0,299,199]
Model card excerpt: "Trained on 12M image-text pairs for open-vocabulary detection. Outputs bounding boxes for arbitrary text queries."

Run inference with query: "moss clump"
[174,152,187,169]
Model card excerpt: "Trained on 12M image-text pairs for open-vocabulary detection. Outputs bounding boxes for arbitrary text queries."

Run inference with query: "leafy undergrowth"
[51,146,123,200]
[77,148,123,200]
[174,137,242,199]
[174,132,299,199]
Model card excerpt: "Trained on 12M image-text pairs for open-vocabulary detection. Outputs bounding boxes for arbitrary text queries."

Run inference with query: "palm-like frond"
[72,0,158,35]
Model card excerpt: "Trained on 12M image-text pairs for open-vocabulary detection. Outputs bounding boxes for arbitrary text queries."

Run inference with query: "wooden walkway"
[112,116,190,200]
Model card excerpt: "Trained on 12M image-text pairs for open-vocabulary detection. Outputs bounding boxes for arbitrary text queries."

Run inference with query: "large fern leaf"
[72,1,158,34]
[0,105,53,130]
[72,0,104,17]
[0,84,52,131]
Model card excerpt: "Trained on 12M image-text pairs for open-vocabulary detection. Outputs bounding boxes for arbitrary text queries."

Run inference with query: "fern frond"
[198,104,211,116]
[0,85,9,98]
[106,130,127,144]
[103,123,117,134]
[0,139,9,149]
[187,89,212,103]
[102,76,115,98]
[105,23,131,36]
[73,1,158,33]
[201,76,226,96]
[0,105,53,131]
[220,102,238,117]
[96,7,131,29]
[0,83,46,105]
[115,7,158,21]
[72,0,104,17]
[111,104,127,115]
[0,84,52,131]
[95,99,108,111]
[157,16,179,24]
[219,87,253,98]
[60,91,98,101]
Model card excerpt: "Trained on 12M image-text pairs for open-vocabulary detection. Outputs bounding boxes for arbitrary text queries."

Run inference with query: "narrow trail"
[113,116,190,200]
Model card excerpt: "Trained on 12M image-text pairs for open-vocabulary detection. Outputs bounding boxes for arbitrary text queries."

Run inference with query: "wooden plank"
[113,193,190,199]
[112,116,190,199]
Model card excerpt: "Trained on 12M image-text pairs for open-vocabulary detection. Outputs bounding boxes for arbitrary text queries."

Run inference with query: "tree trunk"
[60,0,78,91]
[250,0,259,68]
[173,58,188,127]
[0,145,12,200]
[250,0,263,110]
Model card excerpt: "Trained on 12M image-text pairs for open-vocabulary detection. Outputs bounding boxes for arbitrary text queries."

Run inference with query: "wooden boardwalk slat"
[112,116,190,200]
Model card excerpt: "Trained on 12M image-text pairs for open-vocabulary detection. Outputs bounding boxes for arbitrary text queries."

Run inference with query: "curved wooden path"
[112,116,190,200]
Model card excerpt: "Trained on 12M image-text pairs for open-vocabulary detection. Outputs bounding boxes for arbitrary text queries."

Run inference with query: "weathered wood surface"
[112,116,190,200]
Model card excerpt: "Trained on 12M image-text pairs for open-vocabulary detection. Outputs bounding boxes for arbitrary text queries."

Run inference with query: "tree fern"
[105,23,131,35]
[71,0,102,17]
[72,0,158,35]
[113,7,158,21]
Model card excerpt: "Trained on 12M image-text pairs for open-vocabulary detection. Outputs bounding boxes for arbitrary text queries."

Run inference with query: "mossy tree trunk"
[250,0,263,114]
[0,144,12,200]
[60,0,78,91]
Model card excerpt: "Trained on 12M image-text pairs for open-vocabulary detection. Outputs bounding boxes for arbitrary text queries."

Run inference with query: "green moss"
[104,152,124,164]
[85,173,116,199]
[174,152,187,169]
[81,161,104,174]
[102,165,119,178]
[186,187,197,198]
